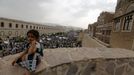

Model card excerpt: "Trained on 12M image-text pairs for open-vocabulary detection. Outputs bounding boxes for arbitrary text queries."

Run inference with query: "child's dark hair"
[27,29,39,40]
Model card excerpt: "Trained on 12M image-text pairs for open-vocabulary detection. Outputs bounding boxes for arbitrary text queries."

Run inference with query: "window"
[30,26,32,29]
[16,24,18,28]
[1,22,4,27]
[106,30,111,35]
[123,15,133,31]
[102,30,105,35]
[0,32,1,36]
[33,26,35,29]
[114,19,120,32]
[9,23,12,28]
[26,25,28,29]
[36,27,38,29]
[21,24,23,28]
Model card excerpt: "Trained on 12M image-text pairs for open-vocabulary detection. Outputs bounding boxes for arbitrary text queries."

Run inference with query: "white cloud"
[0,0,117,29]
[107,0,117,3]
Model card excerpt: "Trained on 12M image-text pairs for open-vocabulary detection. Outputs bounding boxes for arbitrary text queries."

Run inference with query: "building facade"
[88,22,97,37]
[0,17,64,40]
[110,0,134,50]
[96,12,114,45]
[88,12,114,46]
[95,22,113,44]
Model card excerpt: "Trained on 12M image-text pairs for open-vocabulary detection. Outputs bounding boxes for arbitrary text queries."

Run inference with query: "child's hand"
[28,40,36,54]
[31,40,36,46]
[12,59,17,66]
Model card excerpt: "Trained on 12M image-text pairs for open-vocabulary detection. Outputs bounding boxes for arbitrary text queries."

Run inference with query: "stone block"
[66,64,78,75]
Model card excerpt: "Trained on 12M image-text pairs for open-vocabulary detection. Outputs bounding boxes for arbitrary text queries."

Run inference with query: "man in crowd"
[76,30,84,47]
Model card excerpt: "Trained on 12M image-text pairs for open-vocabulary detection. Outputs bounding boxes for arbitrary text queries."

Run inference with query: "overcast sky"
[0,0,117,29]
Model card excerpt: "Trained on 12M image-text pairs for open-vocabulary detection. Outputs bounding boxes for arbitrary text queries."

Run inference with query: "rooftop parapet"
[1,48,134,75]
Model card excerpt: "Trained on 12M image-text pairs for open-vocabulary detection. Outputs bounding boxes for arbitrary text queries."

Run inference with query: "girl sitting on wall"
[12,29,43,75]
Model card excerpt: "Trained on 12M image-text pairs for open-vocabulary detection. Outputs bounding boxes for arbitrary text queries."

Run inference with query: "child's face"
[27,33,36,43]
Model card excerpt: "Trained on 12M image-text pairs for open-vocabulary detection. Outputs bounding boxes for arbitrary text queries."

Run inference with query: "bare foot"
[12,60,16,66]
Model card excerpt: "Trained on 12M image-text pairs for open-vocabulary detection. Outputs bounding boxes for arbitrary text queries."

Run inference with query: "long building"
[0,17,65,40]
[110,0,134,50]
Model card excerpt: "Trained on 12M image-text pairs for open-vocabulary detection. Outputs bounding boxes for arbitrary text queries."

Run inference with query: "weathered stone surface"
[0,64,25,75]
[129,61,134,68]
[66,64,78,75]
[81,62,96,75]
[56,65,69,75]
[127,71,134,75]
[126,65,132,73]
[69,48,102,62]
[98,48,134,58]
[1,48,134,75]
[116,58,129,65]
[0,58,6,69]
[38,68,57,75]
[44,48,72,67]
[83,48,103,59]
[105,62,116,75]
[115,66,125,75]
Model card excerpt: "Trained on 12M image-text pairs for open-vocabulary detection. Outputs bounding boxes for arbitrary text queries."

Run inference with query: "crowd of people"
[40,32,78,48]
[0,37,27,57]
[0,30,84,57]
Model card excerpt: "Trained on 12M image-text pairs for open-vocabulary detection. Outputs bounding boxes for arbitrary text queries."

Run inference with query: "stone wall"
[1,48,134,75]
[38,58,134,75]
[97,58,134,75]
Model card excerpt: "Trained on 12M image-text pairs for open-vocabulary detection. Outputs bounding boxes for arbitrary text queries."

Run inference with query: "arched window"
[123,15,133,31]
[1,22,4,27]
[9,23,12,28]
[33,26,35,29]
[36,27,38,29]
[16,24,18,28]
[21,24,23,28]
[26,25,28,29]
[30,26,32,29]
